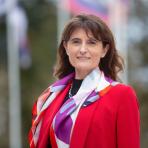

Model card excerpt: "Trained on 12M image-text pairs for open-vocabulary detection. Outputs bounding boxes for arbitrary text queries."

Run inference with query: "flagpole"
[57,0,71,42]
[6,0,22,147]
[109,0,128,83]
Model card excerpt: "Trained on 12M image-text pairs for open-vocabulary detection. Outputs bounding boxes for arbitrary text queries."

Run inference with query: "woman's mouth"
[77,57,90,60]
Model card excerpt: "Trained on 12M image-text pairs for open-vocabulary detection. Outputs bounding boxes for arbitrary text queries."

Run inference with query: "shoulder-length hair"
[53,14,124,81]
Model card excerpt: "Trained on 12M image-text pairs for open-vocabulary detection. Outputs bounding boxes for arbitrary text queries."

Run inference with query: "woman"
[28,14,140,148]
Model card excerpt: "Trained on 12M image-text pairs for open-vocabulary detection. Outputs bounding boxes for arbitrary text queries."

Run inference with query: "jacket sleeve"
[117,86,140,148]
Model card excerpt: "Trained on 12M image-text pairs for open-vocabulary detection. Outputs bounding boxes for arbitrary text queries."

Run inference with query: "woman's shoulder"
[111,83,136,95]
[109,83,139,107]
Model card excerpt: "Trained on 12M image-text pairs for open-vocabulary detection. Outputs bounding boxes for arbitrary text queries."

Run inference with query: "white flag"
[0,0,17,16]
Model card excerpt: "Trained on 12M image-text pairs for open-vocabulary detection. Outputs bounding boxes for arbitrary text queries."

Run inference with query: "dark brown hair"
[54,14,124,81]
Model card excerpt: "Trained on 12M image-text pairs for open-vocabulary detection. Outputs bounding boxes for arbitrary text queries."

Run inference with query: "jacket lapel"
[37,83,71,147]
[70,100,98,148]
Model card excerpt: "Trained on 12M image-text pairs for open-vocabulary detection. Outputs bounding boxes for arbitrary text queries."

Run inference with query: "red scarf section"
[35,83,71,148]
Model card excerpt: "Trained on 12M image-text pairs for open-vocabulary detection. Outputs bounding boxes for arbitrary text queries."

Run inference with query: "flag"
[0,0,18,16]
[61,0,110,23]
[9,5,32,69]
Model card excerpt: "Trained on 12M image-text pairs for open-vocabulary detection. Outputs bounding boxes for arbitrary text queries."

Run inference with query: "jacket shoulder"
[111,83,136,95]
[109,83,139,108]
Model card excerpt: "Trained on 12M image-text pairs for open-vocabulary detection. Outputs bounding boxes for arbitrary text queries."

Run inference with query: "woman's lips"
[77,57,90,60]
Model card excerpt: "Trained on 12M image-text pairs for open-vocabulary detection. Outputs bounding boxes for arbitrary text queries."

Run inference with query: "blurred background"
[0,0,148,147]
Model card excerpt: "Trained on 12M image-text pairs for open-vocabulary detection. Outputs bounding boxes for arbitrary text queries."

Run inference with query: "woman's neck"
[75,69,93,79]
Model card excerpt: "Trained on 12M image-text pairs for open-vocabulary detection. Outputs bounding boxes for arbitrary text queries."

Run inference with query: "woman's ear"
[63,41,67,49]
[101,44,109,58]
[63,41,69,55]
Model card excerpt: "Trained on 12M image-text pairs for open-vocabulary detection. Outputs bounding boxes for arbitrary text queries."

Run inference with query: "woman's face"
[64,28,108,76]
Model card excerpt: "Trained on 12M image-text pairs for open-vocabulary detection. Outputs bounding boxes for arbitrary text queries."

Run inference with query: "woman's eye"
[72,40,80,44]
[87,41,96,45]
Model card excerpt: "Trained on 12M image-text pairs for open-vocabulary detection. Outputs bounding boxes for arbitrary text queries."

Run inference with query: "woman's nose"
[79,43,87,54]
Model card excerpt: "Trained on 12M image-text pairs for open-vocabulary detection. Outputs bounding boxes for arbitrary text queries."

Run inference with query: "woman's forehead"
[69,27,97,39]
[69,27,101,40]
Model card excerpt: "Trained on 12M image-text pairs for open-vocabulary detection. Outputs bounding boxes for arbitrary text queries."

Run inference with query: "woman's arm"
[117,86,140,148]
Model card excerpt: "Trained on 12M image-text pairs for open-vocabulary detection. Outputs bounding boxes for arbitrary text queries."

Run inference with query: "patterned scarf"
[28,68,118,148]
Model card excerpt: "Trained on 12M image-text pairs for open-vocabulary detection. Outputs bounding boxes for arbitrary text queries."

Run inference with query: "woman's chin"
[74,65,95,73]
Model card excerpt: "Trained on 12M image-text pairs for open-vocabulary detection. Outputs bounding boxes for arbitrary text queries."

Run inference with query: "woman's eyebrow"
[88,37,98,42]
[70,37,81,41]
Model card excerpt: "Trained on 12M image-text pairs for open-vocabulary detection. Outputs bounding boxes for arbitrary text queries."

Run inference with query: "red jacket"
[37,84,140,148]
